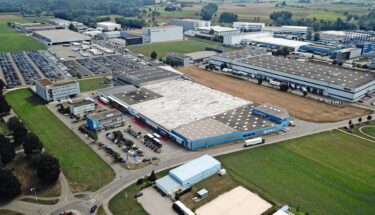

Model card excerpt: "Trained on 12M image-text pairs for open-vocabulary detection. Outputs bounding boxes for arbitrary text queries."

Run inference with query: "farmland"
[5,89,115,192]
[128,39,233,59]
[218,130,375,215]
[179,66,370,123]
[0,14,46,52]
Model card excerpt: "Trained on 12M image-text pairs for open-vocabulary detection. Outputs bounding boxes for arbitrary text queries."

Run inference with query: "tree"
[358,117,362,124]
[0,134,15,165]
[270,11,293,25]
[148,170,157,182]
[0,169,21,199]
[150,51,157,60]
[68,23,76,31]
[367,115,372,123]
[314,32,320,41]
[0,96,11,114]
[23,132,43,155]
[7,117,28,146]
[274,47,290,57]
[37,154,60,183]
[257,78,263,85]
[219,12,238,23]
[201,3,218,21]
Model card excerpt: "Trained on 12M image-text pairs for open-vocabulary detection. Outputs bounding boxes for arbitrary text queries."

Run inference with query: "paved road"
[4,110,374,215]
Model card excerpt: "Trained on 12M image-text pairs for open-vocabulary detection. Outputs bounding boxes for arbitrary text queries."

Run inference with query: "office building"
[35,78,80,102]
[69,100,96,116]
[233,22,265,32]
[86,109,124,131]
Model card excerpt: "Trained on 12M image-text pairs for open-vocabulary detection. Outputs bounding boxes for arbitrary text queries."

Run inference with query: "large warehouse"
[106,78,289,150]
[169,18,211,31]
[210,48,375,102]
[156,155,221,196]
[142,25,183,43]
[33,29,91,45]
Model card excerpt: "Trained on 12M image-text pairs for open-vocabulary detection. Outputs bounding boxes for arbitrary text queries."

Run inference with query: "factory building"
[156,155,221,196]
[223,32,272,46]
[142,26,183,43]
[120,32,143,45]
[319,31,346,44]
[96,22,121,31]
[209,48,375,102]
[166,53,192,67]
[107,79,288,150]
[86,109,124,132]
[48,18,71,27]
[33,29,91,45]
[263,25,309,40]
[69,100,96,116]
[299,43,343,56]
[197,26,240,37]
[169,19,211,31]
[14,22,57,34]
[244,36,311,50]
[98,31,121,39]
[35,79,80,102]
[233,22,265,32]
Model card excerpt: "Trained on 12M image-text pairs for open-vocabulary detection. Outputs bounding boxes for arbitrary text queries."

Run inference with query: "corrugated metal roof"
[170,155,220,183]
[155,175,182,195]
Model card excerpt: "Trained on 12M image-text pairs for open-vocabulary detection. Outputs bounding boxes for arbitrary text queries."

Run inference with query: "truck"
[269,79,281,87]
[244,137,265,147]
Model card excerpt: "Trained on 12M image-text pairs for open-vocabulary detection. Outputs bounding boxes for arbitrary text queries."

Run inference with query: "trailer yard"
[178,66,370,123]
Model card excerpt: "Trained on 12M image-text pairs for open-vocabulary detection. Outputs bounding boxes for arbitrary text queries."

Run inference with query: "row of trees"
[0,80,10,116]
[201,3,218,21]
[0,117,60,199]
[115,17,145,29]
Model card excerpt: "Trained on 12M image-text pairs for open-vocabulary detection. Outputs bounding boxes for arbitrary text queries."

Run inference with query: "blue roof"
[169,154,220,183]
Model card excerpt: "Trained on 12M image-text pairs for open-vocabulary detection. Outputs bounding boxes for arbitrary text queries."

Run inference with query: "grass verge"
[0,209,24,215]
[20,197,58,205]
[5,89,114,192]
[78,77,111,92]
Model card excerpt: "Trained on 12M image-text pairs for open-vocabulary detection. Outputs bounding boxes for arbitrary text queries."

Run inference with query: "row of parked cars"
[76,58,108,75]
[0,53,20,87]
[11,52,40,84]
[27,51,62,79]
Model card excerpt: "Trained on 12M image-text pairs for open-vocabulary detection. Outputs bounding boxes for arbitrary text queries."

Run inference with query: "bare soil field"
[179,66,370,123]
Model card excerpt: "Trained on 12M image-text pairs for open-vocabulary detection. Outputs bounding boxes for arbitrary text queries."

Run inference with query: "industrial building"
[210,48,375,102]
[96,22,121,31]
[156,155,221,197]
[243,36,311,50]
[107,78,288,150]
[319,31,346,44]
[14,22,57,34]
[112,66,181,87]
[35,78,80,102]
[299,43,343,56]
[142,26,183,43]
[120,32,143,45]
[197,26,240,37]
[169,19,211,31]
[69,99,96,116]
[233,22,265,32]
[223,32,272,46]
[263,25,309,40]
[166,53,192,67]
[33,29,91,45]
[98,31,121,39]
[86,109,124,131]
[48,18,71,27]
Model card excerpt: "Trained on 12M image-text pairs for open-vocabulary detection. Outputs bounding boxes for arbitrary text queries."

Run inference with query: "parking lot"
[49,44,119,60]
[138,187,176,215]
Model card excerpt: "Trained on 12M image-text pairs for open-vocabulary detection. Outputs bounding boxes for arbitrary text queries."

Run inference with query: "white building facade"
[169,19,211,31]
[97,22,121,31]
[142,26,183,43]
[35,79,80,102]
[233,22,265,32]
[69,100,96,116]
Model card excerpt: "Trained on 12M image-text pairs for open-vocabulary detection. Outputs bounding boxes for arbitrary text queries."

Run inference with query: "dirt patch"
[0,14,19,20]
[6,153,60,198]
[179,66,370,123]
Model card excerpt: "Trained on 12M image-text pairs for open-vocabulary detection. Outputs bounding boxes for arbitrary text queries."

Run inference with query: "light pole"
[30,187,38,201]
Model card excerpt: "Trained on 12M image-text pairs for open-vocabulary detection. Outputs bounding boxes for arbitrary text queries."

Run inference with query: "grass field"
[5,89,114,192]
[0,209,24,215]
[128,39,233,59]
[348,120,375,141]
[0,14,46,52]
[78,77,111,92]
[218,130,375,215]
[0,121,8,134]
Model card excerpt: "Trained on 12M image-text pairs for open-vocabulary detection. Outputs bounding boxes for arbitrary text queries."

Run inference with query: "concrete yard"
[195,186,272,215]
[137,188,176,215]
[178,66,370,123]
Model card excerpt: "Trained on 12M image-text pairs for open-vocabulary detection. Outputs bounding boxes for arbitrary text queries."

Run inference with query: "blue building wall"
[299,45,342,55]
[252,109,289,126]
[169,163,221,186]
[86,117,100,131]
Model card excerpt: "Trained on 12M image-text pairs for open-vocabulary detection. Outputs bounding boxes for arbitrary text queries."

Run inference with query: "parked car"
[90,205,97,213]
[134,192,143,198]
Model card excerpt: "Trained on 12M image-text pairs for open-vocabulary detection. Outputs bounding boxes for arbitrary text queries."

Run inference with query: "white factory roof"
[34,29,90,43]
[170,155,220,183]
[320,30,346,37]
[248,36,311,49]
[199,26,238,32]
[130,79,250,130]
[233,22,265,26]
[97,22,121,27]
[281,25,309,31]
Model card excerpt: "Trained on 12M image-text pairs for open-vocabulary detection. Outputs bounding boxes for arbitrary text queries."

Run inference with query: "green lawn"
[78,77,111,92]
[0,120,8,134]
[218,130,375,215]
[0,15,46,52]
[128,39,233,59]
[361,126,375,139]
[349,120,375,141]
[0,209,24,215]
[5,89,114,192]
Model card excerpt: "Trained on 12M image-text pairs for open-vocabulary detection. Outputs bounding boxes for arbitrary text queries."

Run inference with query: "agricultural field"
[218,130,375,215]
[5,89,115,192]
[0,14,46,52]
[78,76,111,92]
[128,39,233,59]
[179,66,370,123]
